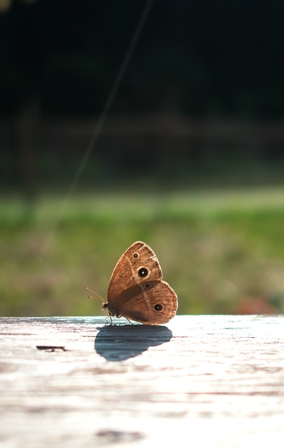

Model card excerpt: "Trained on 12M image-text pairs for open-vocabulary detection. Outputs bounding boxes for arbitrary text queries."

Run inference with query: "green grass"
[1,187,284,317]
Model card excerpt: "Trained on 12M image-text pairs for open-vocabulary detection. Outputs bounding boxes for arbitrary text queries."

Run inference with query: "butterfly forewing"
[107,242,162,303]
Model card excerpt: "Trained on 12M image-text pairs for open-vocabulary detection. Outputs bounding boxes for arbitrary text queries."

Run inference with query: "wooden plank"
[0,315,284,447]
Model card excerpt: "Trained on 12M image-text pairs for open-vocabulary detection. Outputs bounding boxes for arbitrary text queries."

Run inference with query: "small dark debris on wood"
[36,345,67,352]
[95,429,146,443]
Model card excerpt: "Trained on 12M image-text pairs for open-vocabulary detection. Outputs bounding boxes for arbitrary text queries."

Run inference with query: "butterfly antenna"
[83,286,105,303]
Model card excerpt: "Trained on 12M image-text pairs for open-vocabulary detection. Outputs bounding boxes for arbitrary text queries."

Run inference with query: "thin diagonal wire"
[41,0,154,255]
[66,0,154,199]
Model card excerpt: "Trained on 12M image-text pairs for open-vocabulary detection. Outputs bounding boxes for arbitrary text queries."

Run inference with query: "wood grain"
[0,315,284,447]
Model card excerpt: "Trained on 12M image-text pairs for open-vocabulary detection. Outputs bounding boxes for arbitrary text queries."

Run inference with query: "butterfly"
[85,241,178,325]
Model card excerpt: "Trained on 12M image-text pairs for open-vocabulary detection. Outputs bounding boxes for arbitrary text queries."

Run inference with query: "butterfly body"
[104,241,178,325]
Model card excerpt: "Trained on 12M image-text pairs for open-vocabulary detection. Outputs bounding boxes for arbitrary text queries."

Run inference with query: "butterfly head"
[102,302,122,318]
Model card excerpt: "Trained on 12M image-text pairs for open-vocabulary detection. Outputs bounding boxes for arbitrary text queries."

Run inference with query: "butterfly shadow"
[94,322,173,362]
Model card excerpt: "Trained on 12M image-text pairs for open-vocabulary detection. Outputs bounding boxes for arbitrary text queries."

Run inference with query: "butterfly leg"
[125,317,134,325]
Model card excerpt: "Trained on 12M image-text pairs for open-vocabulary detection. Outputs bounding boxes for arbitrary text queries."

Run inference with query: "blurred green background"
[1,0,284,317]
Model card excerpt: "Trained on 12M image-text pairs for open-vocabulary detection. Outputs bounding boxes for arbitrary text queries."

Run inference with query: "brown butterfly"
[85,241,178,325]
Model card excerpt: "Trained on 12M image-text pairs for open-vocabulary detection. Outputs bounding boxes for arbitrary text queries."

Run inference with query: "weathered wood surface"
[0,315,284,447]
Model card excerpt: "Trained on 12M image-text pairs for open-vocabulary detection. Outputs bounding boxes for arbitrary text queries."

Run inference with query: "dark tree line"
[0,0,284,119]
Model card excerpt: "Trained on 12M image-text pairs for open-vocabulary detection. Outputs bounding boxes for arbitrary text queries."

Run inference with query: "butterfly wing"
[107,241,178,324]
[107,241,162,302]
[118,280,177,325]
